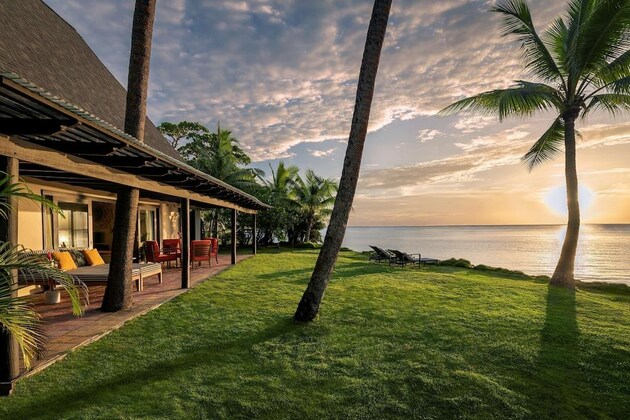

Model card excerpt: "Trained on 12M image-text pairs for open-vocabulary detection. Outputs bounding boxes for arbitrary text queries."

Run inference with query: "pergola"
[0,71,269,394]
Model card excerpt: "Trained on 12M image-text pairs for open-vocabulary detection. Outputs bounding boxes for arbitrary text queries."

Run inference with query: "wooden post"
[191,209,201,240]
[231,208,237,265]
[0,156,19,396]
[252,213,257,255]
[181,198,190,289]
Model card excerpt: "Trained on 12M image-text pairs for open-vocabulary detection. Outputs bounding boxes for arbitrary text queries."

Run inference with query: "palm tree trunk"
[102,0,156,311]
[550,111,580,289]
[294,0,392,321]
[102,187,139,311]
[304,218,314,243]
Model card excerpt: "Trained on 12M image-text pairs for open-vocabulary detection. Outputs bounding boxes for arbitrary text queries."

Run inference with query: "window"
[138,208,158,243]
[58,202,89,248]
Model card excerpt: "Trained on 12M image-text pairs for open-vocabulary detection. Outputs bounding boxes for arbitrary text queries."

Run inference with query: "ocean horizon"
[336,224,629,285]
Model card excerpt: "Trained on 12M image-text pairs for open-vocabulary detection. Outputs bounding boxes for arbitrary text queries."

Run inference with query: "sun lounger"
[369,245,394,263]
[388,249,439,267]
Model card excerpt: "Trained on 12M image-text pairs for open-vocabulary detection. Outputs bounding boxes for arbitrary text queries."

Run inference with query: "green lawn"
[1,250,629,419]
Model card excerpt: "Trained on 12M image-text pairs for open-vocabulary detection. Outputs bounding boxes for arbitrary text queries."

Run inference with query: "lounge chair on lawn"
[388,249,439,267]
[369,245,394,263]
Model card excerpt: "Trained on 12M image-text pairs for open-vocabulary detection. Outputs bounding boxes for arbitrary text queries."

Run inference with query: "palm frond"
[0,280,43,368]
[575,0,630,79]
[491,0,564,84]
[0,173,61,219]
[564,0,596,78]
[522,117,565,171]
[545,17,570,76]
[0,242,88,367]
[583,93,630,117]
[592,50,630,88]
[440,81,562,121]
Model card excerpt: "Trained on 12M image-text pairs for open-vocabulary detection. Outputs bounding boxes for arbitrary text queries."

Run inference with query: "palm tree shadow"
[534,285,582,416]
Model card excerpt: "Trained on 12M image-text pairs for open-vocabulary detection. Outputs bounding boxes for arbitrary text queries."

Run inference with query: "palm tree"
[178,124,263,238]
[440,0,630,289]
[178,124,263,191]
[290,170,337,243]
[102,0,156,311]
[0,173,87,370]
[266,161,300,194]
[293,0,392,322]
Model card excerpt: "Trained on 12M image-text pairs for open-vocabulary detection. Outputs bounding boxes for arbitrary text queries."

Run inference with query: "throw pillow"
[82,249,105,266]
[70,249,87,266]
[51,251,78,271]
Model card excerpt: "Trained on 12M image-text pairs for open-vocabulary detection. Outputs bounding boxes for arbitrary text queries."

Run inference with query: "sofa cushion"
[83,249,105,266]
[68,249,87,267]
[51,251,77,271]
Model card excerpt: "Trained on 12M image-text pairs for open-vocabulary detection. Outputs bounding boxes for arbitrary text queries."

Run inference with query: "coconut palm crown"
[440,0,630,288]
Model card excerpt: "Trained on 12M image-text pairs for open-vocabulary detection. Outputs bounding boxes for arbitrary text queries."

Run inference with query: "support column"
[231,208,237,265]
[191,209,201,240]
[181,198,190,289]
[252,213,257,255]
[0,156,19,396]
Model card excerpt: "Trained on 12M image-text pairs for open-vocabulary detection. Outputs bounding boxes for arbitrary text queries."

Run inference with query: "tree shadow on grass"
[10,317,306,419]
[532,285,583,417]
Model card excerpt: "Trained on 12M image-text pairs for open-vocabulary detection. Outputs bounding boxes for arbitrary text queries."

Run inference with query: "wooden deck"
[21,254,253,377]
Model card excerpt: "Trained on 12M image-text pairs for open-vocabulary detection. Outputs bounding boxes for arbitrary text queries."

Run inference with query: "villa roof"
[0,0,180,161]
[0,0,269,211]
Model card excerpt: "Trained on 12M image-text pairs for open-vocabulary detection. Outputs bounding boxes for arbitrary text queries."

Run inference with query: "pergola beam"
[0,118,76,135]
[0,136,258,214]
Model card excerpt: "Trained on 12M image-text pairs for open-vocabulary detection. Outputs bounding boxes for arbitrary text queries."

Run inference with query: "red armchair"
[209,238,219,264]
[144,240,179,268]
[191,240,213,269]
[162,239,182,267]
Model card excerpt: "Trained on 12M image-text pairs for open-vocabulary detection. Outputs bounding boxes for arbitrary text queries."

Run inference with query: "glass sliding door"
[58,202,89,248]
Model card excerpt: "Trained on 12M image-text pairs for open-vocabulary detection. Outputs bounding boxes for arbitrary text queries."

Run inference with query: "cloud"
[44,0,570,161]
[308,148,336,158]
[417,129,442,143]
[454,115,496,133]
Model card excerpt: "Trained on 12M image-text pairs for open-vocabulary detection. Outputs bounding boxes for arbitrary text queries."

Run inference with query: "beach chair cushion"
[51,251,77,271]
[82,249,105,266]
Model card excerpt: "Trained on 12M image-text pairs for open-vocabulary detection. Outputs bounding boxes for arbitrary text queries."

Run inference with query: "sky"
[44,0,630,226]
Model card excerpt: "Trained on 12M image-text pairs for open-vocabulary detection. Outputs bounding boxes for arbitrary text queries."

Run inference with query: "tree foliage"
[159,121,339,245]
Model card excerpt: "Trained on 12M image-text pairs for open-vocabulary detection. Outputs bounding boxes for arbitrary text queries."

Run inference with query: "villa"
[0,0,268,395]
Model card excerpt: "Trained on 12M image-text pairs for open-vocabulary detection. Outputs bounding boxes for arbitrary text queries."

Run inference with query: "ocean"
[340,224,630,285]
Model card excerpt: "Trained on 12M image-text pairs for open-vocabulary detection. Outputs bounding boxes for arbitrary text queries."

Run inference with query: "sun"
[544,184,595,216]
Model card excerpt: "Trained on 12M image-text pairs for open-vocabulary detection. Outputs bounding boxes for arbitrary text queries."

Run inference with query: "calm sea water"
[339,224,629,285]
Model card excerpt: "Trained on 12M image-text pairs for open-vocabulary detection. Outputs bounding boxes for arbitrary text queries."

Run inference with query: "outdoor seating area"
[21,253,252,377]
[368,245,439,267]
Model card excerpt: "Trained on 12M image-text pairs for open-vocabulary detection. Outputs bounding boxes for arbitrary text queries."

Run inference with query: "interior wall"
[16,186,43,250]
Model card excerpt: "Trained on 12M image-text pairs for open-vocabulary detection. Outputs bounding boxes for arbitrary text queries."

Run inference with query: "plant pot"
[44,289,61,304]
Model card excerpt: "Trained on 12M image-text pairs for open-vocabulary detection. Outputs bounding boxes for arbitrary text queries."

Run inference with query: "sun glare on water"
[544,184,595,217]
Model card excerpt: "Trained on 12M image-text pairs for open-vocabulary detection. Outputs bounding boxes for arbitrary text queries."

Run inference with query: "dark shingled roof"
[0,0,181,161]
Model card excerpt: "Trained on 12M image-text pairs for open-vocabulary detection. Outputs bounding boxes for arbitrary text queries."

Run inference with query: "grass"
[1,249,629,419]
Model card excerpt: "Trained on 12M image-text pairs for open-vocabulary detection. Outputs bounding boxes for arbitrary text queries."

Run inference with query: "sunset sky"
[44,0,630,226]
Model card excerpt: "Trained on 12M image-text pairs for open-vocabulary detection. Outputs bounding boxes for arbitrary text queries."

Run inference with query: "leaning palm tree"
[102,0,156,312]
[0,173,87,370]
[290,170,338,243]
[440,0,630,289]
[293,0,392,322]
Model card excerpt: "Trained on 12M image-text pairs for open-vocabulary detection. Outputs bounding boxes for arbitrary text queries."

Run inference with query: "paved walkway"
[21,254,253,377]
